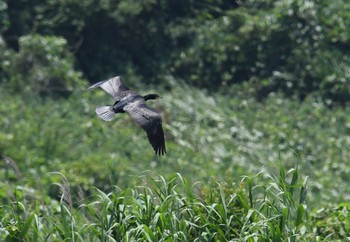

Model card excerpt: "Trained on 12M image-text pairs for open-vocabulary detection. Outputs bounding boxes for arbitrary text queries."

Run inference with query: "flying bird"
[88,76,166,156]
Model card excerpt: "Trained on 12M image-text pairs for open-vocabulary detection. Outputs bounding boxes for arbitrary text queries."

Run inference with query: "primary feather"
[88,76,135,101]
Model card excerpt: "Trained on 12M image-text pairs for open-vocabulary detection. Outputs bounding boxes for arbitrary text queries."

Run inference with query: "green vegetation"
[0,167,311,241]
[1,0,349,102]
[1,85,350,240]
[1,0,350,240]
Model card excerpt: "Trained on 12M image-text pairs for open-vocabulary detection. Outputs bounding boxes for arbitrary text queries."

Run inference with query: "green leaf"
[296,204,305,227]
[19,213,35,239]
[143,225,156,242]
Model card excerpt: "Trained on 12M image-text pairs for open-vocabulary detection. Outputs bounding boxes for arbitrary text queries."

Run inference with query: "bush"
[2,0,349,102]
[171,0,350,103]
[1,34,85,97]
[312,203,350,240]
[0,166,312,241]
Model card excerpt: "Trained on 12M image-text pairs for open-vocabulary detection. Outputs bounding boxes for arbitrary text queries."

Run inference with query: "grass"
[1,164,316,241]
[1,82,350,240]
[1,163,349,241]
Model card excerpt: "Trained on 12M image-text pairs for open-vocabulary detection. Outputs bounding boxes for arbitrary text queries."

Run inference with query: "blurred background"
[1,0,349,100]
[0,0,350,229]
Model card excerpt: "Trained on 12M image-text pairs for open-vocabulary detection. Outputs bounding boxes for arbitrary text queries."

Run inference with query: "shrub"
[1,34,85,97]
[171,0,350,103]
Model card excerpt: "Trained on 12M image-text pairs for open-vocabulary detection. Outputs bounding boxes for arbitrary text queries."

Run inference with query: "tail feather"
[95,106,115,121]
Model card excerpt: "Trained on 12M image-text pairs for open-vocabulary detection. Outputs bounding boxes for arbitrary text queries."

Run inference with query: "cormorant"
[88,76,166,156]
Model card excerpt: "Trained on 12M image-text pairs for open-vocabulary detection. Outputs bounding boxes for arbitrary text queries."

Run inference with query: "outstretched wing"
[88,76,131,101]
[125,104,166,156]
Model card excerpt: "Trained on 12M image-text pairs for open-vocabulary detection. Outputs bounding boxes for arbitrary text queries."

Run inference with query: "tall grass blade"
[143,224,156,242]
[296,204,305,227]
[299,177,308,204]
[19,213,35,240]
[288,167,299,196]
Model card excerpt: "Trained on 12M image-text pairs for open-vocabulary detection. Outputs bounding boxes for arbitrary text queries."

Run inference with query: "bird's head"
[143,94,162,101]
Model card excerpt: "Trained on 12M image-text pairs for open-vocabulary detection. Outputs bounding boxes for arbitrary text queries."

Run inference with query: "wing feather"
[125,104,166,155]
[88,76,130,101]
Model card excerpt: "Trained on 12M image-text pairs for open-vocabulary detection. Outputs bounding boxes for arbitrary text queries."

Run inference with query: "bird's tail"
[95,106,115,121]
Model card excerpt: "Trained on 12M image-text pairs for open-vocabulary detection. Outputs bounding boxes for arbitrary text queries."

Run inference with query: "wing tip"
[155,145,166,156]
[88,80,107,90]
[87,76,123,90]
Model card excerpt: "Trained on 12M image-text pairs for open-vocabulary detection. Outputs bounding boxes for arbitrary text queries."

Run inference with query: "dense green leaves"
[0,0,349,240]
[0,166,346,241]
[1,0,238,84]
[0,167,309,241]
[172,0,350,102]
[312,203,350,239]
[1,34,85,96]
[1,82,350,206]
[2,0,348,101]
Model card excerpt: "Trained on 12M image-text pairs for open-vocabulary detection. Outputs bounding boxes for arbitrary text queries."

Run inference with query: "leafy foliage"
[2,0,349,101]
[1,67,349,241]
[0,166,318,241]
[1,82,350,206]
[312,203,350,240]
[0,0,349,240]
[1,34,86,96]
[2,0,238,83]
[172,0,350,102]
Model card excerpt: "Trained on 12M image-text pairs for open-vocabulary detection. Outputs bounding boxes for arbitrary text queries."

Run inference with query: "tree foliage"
[0,0,349,101]
[172,0,350,102]
[1,34,85,96]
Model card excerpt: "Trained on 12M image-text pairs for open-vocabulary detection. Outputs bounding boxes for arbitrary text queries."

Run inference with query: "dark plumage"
[88,76,166,155]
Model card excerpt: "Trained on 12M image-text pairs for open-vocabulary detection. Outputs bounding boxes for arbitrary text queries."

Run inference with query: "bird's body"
[88,76,166,156]
[112,95,138,113]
